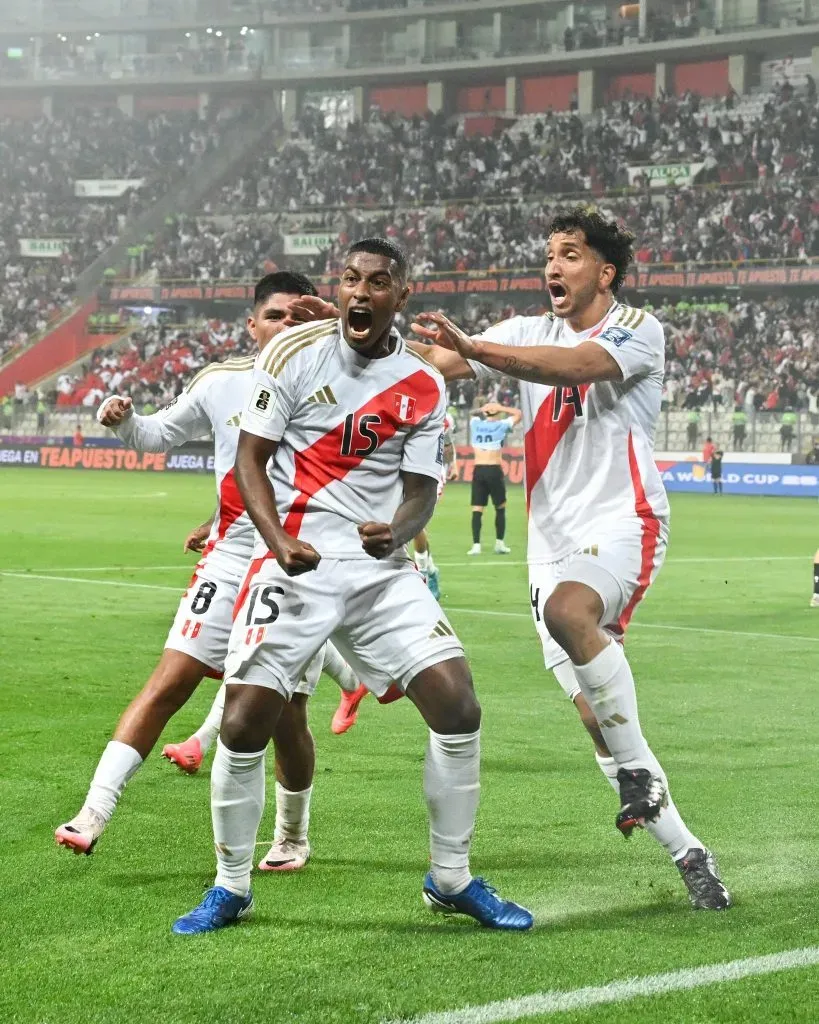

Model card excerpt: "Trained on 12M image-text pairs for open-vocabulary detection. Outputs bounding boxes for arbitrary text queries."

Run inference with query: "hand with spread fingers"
[284,294,339,328]
[411,311,482,361]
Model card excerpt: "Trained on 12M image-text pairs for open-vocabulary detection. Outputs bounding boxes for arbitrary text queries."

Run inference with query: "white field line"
[2,565,193,573]
[0,555,808,574]
[2,571,818,645]
[382,946,819,1024]
[446,606,819,644]
[0,571,180,593]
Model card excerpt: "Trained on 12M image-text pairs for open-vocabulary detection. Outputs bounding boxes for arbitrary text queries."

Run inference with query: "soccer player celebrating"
[467,401,521,555]
[171,238,532,934]
[329,412,458,736]
[412,207,731,911]
[55,272,356,871]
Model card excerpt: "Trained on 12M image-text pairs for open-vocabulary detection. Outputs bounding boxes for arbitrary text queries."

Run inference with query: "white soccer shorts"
[528,520,668,700]
[224,556,465,700]
[165,570,239,678]
[166,568,326,695]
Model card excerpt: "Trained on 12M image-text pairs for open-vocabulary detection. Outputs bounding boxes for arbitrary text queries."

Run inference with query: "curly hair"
[548,205,635,293]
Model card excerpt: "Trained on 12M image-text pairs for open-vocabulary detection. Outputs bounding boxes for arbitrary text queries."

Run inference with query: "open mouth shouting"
[548,280,570,312]
[346,305,374,342]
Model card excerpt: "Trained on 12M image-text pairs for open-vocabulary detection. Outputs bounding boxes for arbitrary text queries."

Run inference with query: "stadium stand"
[0,104,252,363]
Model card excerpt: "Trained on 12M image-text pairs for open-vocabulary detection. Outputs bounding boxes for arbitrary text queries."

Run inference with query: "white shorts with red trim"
[167,566,328,695]
[165,570,239,678]
[528,520,667,698]
[224,556,464,700]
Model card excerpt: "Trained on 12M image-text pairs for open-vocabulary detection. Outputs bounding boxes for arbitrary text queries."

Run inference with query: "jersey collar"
[561,301,620,340]
[336,319,403,368]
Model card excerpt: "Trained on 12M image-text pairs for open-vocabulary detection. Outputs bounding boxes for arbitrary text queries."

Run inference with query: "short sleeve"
[401,383,446,481]
[466,316,530,383]
[240,358,295,441]
[592,314,665,381]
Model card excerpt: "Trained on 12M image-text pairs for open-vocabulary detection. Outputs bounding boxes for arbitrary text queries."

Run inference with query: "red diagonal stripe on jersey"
[195,468,246,576]
[617,431,660,635]
[521,310,617,509]
[282,369,440,538]
[524,384,590,508]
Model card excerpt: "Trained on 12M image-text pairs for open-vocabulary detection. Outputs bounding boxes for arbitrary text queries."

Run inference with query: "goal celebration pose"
[413,207,731,911]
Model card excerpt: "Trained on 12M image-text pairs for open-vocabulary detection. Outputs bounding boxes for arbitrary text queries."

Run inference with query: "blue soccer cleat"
[422,873,533,930]
[425,567,441,600]
[171,886,253,935]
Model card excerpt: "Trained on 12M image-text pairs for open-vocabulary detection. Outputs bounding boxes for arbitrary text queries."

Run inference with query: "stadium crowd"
[213,83,818,211]
[34,296,817,424]
[0,105,248,363]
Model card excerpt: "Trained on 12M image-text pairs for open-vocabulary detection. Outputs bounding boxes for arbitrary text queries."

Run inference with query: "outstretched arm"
[97,391,211,452]
[413,312,622,387]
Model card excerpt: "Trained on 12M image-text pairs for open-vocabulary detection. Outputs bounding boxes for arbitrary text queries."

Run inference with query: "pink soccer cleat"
[55,807,106,855]
[331,684,368,735]
[257,838,311,872]
[162,736,203,774]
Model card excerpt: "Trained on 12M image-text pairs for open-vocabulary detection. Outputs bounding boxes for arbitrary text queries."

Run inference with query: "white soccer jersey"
[469,303,670,563]
[241,319,446,560]
[106,355,255,582]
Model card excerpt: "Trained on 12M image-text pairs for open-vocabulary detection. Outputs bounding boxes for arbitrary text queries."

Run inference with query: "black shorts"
[471,464,506,507]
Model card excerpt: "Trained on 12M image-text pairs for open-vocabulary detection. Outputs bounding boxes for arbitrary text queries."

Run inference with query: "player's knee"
[220,684,279,751]
[407,662,481,734]
[274,695,310,743]
[543,589,597,653]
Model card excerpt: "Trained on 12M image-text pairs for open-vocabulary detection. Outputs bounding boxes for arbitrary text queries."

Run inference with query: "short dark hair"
[346,236,408,284]
[548,205,635,294]
[254,271,317,307]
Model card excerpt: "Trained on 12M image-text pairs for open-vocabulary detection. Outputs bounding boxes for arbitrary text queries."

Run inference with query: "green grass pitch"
[1,468,818,1024]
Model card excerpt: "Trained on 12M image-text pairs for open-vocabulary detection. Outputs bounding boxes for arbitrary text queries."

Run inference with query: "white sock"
[321,641,358,694]
[425,729,480,895]
[415,549,430,572]
[211,738,265,897]
[595,751,701,861]
[572,641,652,771]
[273,782,312,843]
[194,683,225,754]
[84,740,143,822]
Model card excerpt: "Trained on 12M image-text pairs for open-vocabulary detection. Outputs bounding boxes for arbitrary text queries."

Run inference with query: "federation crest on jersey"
[600,326,632,347]
[393,393,417,423]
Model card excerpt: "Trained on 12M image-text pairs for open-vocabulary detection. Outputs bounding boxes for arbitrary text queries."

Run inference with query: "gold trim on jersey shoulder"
[261,320,335,375]
[269,324,336,378]
[406,345,444,377]
[185,356,254,393]
[616,306,640,329]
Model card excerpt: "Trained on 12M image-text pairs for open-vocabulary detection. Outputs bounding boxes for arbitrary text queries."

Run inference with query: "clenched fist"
[97,396,133,427]
[275,534,321,577]
[359,521,396,560]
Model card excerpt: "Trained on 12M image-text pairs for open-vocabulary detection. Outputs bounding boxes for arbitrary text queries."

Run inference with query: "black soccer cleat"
[677,847,732,910]
[615,767,668,837]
